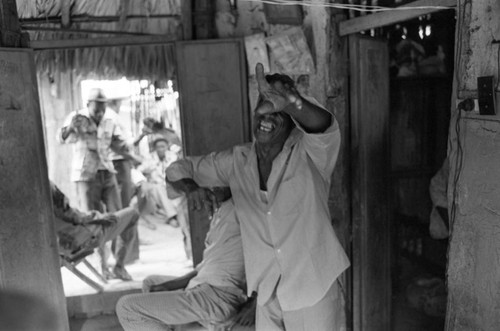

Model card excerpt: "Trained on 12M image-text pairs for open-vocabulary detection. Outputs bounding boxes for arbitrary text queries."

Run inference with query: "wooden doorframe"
[175,38,251,266]
[348,34,391,331]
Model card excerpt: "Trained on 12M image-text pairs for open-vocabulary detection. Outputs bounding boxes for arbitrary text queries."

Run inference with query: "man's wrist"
[183,179,200,193]
[248,291,257,301]
[294,96,303,111]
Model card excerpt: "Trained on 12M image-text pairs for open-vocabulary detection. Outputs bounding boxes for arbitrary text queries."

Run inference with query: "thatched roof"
[16,0,183,80]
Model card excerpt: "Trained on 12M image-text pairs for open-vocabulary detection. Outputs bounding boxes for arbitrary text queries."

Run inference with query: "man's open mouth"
[259,120,275,133]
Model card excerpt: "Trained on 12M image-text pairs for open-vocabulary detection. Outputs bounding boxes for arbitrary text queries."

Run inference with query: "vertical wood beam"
[193,0,216,39]
[61,0,72,28]
[181,0,193,40]
[327,4,353,330]
[118,0,130,30]
[0,0,23,47]
[0,1,69,330]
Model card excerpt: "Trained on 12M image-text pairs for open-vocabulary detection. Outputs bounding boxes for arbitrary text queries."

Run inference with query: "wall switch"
[477,76,496,115]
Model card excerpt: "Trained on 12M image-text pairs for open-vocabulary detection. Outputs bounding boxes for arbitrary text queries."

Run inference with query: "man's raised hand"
[254,62,301,115]
[187,187,219,218]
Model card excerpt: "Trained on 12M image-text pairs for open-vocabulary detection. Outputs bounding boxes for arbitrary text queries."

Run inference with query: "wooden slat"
[61,0,71,28]
[349,35,391,330]
[339,0,456,36]
[176,39,250,266]
[181,0,192,40]
[119,0,131,30]
[30,34,176,50]
[0,48,70,331]
[0,0,22,47]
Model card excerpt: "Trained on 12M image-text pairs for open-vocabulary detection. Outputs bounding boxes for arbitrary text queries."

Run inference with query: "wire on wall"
[240,0,455,12]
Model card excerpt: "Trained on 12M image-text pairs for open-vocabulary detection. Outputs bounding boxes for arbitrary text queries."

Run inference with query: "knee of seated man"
[117,207,140,224]
[116,294,139,317]
[142,276,157,293]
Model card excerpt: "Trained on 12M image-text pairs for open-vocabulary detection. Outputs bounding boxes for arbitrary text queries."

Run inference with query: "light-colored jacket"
[58,108,128,182]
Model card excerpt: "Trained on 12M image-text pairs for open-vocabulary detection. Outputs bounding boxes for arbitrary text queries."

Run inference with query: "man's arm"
[149,270,198,292]
[167,177,220,216]
[110,127,143,165]
[255,63,332,133]
[51,182,99,225]
[58,112,81,143]
[60,126,75,141]
[132,126,153,147]
[231,291,257,327]
[284,96,332,133]
[166,152,234,215]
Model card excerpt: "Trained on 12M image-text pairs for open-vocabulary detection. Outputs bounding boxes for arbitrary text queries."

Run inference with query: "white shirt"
[167,111,350,310]
[187,199,245,294]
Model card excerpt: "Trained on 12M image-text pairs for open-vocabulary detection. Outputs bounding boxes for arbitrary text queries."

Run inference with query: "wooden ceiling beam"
[339,0,457,36]
[22,26,156,36]
[19,14,181,25]
[30,34,176,50]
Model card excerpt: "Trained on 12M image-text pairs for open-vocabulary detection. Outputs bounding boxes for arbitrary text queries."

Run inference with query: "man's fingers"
[255,100,275,115]
[188,193,201,211]
[210,191,219,212]
[255,63,269,93]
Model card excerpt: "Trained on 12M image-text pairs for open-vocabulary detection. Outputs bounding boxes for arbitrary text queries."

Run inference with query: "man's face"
[88,101,106,124]
[253,104,294,146]
[154,140,169,158]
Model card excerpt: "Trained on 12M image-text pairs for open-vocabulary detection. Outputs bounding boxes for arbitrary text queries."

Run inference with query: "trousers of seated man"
[137,182,178,220]
[136,183,192,259]
[116,275,246,331]
[99,207,140,268]
[62,207,139,270]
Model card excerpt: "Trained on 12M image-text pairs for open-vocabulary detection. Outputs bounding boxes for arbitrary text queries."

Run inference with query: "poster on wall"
[266,27,315,74]
[244,33,270,74]
[263,3,303,25]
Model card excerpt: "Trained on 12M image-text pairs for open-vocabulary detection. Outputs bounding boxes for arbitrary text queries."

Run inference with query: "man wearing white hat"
[58,87,136,280]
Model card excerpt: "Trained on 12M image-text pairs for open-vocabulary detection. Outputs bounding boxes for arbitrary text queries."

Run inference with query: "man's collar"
[151,152,168,163]
[248,127,301,167]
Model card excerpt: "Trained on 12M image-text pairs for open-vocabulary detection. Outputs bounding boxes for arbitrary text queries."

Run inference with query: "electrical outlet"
[477,76,496,115]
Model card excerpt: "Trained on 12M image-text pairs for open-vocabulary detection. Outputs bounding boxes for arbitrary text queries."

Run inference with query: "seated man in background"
[51,181,139,280]
[116,187,256,330]
[133,117,182,155]
[135,136,191,258]
[137,136,180,227]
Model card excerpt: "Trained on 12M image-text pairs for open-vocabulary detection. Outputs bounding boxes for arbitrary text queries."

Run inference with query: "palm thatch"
[16,0,183,80]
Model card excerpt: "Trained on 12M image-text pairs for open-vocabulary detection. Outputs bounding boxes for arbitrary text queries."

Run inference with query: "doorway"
[35,39,250,301]
[38,67,192,298]
[349,9,455,331]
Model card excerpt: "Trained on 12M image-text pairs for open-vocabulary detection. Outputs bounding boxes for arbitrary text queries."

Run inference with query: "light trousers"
[116,279,245,331]
[256,281,346,331]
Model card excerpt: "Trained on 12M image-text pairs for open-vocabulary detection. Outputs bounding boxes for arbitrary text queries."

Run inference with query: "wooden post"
[327,5,353,331]
[0,0,22,47]
[0,1,69,330]
[193,0,216,39]
[181,0,193,40]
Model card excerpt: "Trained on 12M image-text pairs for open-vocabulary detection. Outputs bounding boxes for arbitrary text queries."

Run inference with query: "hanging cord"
[240,0,455,12]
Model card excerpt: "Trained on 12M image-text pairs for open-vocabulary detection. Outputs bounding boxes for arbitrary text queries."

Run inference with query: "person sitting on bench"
[51,181,139,281]
[116,187,256,330]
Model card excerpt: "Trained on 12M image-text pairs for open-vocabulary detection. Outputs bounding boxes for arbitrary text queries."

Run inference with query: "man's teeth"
[259,121,274,132]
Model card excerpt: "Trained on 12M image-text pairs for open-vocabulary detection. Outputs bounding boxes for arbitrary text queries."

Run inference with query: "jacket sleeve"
[166,148,234,188]
[292,97,341,181]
